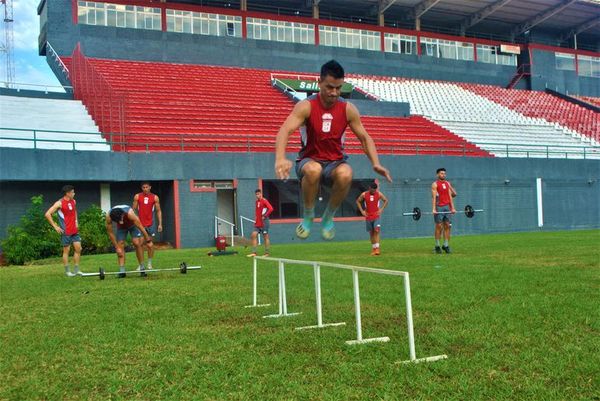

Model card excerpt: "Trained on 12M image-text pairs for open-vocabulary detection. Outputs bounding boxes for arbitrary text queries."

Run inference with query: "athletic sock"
[64,266,70,274]
[73,265,80,274]
[374,243,379,249]
[147,258,152,266]
[443,240,449,247]
[372,244,377,249]
[119,265,126,273]
[264,247,270,254]
[321,205,337,225]
[252,247,257,253]
[435,240,440,247]
[302,207,315,228]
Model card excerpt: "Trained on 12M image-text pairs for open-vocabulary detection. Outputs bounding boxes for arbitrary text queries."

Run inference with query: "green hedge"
[1,196,112,265]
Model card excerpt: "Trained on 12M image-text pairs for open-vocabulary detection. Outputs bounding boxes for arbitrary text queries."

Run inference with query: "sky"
[3,0,62,88]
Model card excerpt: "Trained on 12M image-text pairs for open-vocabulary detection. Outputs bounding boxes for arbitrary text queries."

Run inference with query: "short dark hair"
[109,208,126,222]
[62,185,74,194]
[436,168,446,174]
[255,189,262,194]
[320,60,345,80]
[141,181,151,187]
[370,182,378,190]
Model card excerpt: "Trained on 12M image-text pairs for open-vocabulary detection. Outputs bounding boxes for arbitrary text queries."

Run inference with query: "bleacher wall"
[36,0,596,95]
[1,148,599,248]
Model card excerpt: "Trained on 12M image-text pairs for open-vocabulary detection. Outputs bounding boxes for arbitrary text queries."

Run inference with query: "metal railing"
[1,81,72,93]
[214,216,235,246]
[2,127,600,159]
[71,43,126,148]
[240,215,261,245]
[46,42,70,81]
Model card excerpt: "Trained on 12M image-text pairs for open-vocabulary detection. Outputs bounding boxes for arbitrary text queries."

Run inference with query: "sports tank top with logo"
[363,191,381,221]
[137,193,156,227]
[436,180,452,207]
[58,199,78,235]
[298,94,348,161]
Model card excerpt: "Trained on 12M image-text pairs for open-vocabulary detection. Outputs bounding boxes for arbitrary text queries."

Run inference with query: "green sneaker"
[321,220,335,241]
[295,222,311,239]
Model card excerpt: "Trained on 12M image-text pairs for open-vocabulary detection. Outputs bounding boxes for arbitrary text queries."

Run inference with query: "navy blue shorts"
[116,226,142,242]
[253,218,270,235]
[61,233,81,247]
[295,157,349,183]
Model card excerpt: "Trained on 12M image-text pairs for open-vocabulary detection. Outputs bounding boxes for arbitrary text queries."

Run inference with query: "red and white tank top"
[436,180,452,207]
[137,192,156,227]
[298,94,348,161]
[58,198,78,235]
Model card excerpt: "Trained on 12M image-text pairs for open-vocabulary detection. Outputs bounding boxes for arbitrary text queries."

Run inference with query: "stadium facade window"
[555,52,576,71]
[262,179,373,219]
[578,55,600,78]
[78,1,161,31]
[384,33,416,55]
[246,17,315,45]
[421,37,474,61]
[166,10,242,37]
[476,44,517,66]
[318,25,380,51]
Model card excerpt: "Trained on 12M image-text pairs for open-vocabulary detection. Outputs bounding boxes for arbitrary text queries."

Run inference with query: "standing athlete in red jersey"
[432,168,456,254]
[133,182,162,270]
[247,188,274,257]
[45,185,82,276]
[274,60,392,241]
[356,182,388,256]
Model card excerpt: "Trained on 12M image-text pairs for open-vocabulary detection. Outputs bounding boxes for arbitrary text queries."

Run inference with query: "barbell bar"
[79,262,201,279]
[402,204,485,221]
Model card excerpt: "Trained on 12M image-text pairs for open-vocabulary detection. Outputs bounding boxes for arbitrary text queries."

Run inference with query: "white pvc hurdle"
[244,257,270,308]
[249,256,448,364]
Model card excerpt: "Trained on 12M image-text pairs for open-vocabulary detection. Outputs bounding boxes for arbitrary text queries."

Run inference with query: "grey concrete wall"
[530,49,600,97]
[1,148,599,247]
[349,100,410,117]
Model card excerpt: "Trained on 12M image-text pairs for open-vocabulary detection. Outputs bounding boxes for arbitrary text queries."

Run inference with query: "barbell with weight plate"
[402,204,484,221]
[79,262,201,280]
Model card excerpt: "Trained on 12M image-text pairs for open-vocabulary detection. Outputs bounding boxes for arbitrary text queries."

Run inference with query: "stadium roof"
[178,0,600,49]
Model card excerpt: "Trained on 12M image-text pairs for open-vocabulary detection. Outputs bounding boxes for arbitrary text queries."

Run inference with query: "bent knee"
[302,161,323,178]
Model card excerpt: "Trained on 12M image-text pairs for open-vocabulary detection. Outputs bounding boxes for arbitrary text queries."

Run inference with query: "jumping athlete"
[247,189,274,257]
[106,205,153,277]
[432,168,456,254]
[132,182,162,270]
[274,60,392,241]
[44,185,82,276]
[356,182,388,256]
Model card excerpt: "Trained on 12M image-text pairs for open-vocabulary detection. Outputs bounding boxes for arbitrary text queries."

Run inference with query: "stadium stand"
[64,56,489,156]
[0,94,110,151]
[577,96,600,108]
[460,84,600,143]
[348,76,599,158]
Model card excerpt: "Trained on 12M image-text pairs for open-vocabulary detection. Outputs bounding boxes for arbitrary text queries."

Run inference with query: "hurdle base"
[263,312,302,319]
[244,303,271,308]
[295,322,346,331]
[397,354,448,364]
[345,336,390,345]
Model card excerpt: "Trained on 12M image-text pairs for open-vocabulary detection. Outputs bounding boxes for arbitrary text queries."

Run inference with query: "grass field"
[1,230,599,401]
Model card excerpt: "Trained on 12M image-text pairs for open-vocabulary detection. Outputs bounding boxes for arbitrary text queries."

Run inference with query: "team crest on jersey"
[369,196,374,201]
[144,197,149,204]
[68,203,73,210]
[322,113,333,133]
